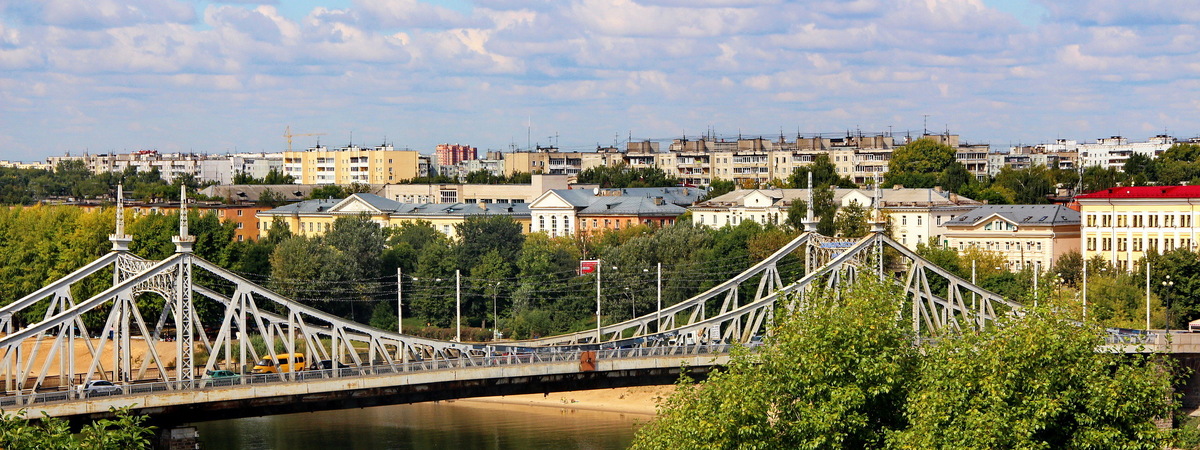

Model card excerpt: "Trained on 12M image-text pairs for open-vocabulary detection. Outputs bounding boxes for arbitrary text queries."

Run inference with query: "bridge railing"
[0,344,741,409]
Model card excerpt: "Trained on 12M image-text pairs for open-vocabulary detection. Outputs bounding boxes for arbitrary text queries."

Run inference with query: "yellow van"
[251,353,306,374]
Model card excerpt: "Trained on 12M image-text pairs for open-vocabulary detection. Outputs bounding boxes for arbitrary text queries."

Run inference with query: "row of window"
[1086,213,1195,228]
[956,241,1044,251]
[1086,237,1194,252]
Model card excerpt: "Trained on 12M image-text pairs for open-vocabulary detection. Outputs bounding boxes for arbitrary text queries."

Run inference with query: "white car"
[82,380,122,397]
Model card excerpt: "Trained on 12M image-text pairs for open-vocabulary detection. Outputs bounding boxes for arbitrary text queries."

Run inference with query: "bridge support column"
[154,426,199,450]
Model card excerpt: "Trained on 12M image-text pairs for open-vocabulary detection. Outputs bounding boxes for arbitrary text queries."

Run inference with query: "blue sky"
[1,0,1197,161]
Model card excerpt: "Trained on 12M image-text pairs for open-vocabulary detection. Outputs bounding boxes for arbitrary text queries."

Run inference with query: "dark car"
[310,360,349,370]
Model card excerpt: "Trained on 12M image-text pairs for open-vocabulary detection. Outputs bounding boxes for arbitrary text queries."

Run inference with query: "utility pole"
[1145,261,1151,331]
[596,262,602,344]
[455,270,462,342]
[656,262,662,333]
[403,267,408,336]
[1082,256,1088,320]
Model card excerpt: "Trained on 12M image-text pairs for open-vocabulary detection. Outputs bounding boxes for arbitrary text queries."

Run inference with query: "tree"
[1123,153,1157,183]
[939,162,973,193]
[577,164,679,188]
[410,240,457,326]
[896,309,1176,448]
[268,236,332,302]
[323,215,386,322]
[788,154,855,188]
[833,200,869,238]
[307,185,346,200]
[992,166,1054,204]
[471,249,513,334]
[883,139,957,188]
[812,184,838,236]
[0,406,155,449]
[785,200,808,231]
[700,178,735,201]
[1081,166,1125,193]
[631,278,917,449]
[1051,250,1082,287]
[455,215,524,271]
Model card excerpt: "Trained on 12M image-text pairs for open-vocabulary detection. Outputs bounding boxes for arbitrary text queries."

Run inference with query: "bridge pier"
[154,426,199,450]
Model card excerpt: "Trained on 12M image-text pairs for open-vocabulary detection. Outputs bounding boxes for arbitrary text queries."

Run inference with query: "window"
[1149,239,1158,252]
[1102,238,1111,251]
[1101,214,1111,227]
[237,210,244,216]
[592,219,598,228]
[1087,237,1096,251]
[1182,214,1189,227]
[1117,215,1126,227]
[1006,242,1011,250]
[917,216,922,226]
[1133,215,1142,227]
[1150,215,1159,227]
[902,216,907,226]
[551,216,557,231]
[238,235,244,242]
[1183,238,1192,249]
[1118,239,1126,252]
[936,215,942,226]
[1166,215,1175,227]
[539,216,545,230]
[1133,239,1142,252]
[1087,215,1096,227]
[1036,242,1042,251]
[237,222,244,229]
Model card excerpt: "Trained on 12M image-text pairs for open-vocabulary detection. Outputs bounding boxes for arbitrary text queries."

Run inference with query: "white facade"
[690,187,980,250]
[1040,135,1175,171]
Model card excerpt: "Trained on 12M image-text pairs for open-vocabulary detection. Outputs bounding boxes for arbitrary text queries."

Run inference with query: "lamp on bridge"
[1162,275,1175,331]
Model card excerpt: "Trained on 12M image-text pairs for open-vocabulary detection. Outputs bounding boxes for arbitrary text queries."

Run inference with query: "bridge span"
[3,346,730,427]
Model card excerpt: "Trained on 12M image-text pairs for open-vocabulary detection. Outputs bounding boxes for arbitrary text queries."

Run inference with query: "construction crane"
[283,126,326,152]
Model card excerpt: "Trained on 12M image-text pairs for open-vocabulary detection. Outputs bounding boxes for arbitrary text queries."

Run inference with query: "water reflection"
[194,401,645,450]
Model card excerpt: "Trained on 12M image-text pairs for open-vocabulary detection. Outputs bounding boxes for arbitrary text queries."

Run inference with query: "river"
[192,400,646,449]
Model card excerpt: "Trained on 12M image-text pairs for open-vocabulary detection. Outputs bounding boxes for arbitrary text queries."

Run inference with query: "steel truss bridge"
[0,190,1046,424]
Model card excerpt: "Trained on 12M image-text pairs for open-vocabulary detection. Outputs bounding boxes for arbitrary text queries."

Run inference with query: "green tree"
[833,200,869,238]
[268,236,332,302]
[883,139,956,188]
[471,249,513,334]
[992,166,1054,204]
[895,309,1176,448]
[785,199,808,231]
[700,178,736,201]
[0,407,155,449]
[307,185,346,200]
[1081,166,1126,193]
[939,162,973,193]
[323,215,386,322]
[632,278,917,449]
[454,215,524,271]
[410,240,457,326]
[788,154,855,188]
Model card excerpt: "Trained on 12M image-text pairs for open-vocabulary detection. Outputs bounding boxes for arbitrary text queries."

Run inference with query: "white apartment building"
[1040,135,1176,171]
[47,151,281,184]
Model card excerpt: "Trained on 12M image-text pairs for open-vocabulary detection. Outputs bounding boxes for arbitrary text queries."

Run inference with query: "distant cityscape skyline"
[2,0,1198,161]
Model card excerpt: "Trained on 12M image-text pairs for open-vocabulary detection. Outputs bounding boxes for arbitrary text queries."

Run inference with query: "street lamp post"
[1145,262,1151,331]
[1162,275,1175,331]
[492,281,501,341]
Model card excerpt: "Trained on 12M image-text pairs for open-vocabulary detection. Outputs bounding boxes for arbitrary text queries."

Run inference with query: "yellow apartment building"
[282,144,421,185]
[1076,186,1200,270]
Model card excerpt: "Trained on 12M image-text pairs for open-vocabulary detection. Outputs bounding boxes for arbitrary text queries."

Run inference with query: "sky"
[2,0,1199,161]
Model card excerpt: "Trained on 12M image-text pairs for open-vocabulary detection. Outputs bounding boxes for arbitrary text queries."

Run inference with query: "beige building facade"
[942,205,1081,271]
[282,144,422,185]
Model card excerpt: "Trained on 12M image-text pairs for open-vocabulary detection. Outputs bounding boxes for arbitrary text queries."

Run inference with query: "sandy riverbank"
[459,385,676,415]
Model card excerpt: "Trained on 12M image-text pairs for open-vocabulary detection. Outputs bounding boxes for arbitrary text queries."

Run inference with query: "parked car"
[309,360,349,370]
[82,380,122,397]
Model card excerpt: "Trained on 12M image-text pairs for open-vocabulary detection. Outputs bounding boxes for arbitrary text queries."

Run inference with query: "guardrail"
[0,344,739,409]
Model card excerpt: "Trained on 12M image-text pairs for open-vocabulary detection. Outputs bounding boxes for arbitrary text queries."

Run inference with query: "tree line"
[632,278,1186,449]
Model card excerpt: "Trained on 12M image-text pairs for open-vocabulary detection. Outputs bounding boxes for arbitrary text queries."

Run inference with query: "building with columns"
[1076,186,1200,270]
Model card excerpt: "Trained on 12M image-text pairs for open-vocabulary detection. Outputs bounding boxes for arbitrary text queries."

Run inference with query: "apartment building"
[1077,186,1200,270]
[282,144,422,185]
[48,151,279,184]
[502,146,618,177]
[942,205,1081,271]
[1041,135,1176,171]
[435,143,477,166]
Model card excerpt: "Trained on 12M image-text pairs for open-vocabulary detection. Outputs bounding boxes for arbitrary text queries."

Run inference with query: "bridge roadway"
[1,345,732,427]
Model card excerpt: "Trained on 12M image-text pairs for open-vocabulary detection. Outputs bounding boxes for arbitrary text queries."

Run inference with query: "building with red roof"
[1076,185,1200,270]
